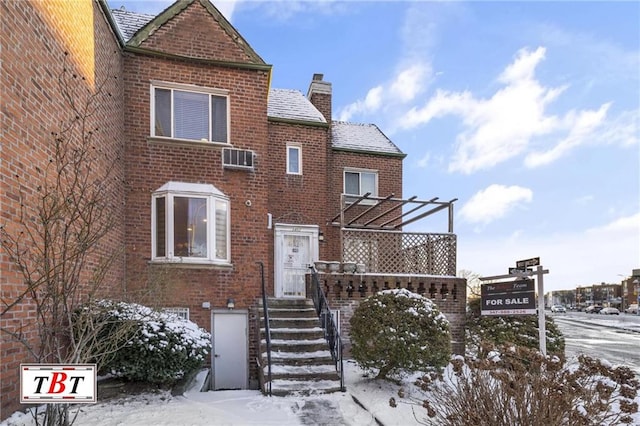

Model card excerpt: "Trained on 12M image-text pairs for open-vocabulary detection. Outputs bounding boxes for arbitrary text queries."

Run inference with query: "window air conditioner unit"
[222,148,254,170]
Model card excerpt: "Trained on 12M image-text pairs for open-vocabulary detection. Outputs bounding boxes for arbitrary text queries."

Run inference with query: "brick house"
[1,0,464,417]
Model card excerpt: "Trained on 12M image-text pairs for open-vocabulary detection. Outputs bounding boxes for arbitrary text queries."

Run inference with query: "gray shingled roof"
[267,89,327,123]
[332,121,404,156]
[110,8,155,42]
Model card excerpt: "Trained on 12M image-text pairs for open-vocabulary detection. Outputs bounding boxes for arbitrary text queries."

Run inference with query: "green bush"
[466,297,565,358]
[350,288,451,379]
[78,300,211,384]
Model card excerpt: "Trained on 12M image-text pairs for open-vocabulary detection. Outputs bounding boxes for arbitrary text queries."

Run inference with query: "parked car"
[600,307,620,315]
[585,305,603,314]
[551,305,566,313]
[625,303,638,314]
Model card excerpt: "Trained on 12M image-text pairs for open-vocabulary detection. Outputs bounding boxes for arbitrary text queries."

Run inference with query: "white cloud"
[574,195,595,205]
[416,152,431,168]
[525,103,611,168]
[595,109,640,148]
[337,3,441,123]
[460,227,639,292]
[588,212,640,233]
[458,212,640,292]
[338,63,432,122]
[399,47,568,173]
[498,46,546,84]
[338,86,384,121]
[235,0,347,22]
[390,64,429,103]
[397,46,627,173]
[459,184,533,225]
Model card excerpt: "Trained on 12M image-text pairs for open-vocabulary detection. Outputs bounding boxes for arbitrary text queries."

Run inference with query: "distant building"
[621,269,640,311]
[550,289,575,308]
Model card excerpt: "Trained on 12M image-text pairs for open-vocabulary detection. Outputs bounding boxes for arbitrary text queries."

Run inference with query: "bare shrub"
[0,58,124,426]
[396,345,639,425]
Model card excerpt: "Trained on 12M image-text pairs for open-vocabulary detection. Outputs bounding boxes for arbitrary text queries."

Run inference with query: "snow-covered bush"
[77,300,211,384]
[350,288,450,379]
[396,345,639,425]
[466,297,565,358]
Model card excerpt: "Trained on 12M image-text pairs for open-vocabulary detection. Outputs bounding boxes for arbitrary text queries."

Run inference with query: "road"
[550,312,640,376]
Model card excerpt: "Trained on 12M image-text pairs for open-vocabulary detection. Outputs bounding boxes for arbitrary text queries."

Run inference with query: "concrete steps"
[258,298,342,396]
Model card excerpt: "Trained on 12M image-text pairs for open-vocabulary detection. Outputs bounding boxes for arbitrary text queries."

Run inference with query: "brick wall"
[0,0,124,419]
[121,1,272,389]
[324,151,404,262]
[138,1,258,63]
[308,273,467,356]
[266,121,333,259]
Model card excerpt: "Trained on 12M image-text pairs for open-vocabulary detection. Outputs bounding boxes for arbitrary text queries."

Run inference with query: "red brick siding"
[308,92,331,125]
[267,122,332,259]
[122,5,271,387]
[324,151,404,262]
[0,1,125,419]
[308,274,467,356]
[139,1,259,64]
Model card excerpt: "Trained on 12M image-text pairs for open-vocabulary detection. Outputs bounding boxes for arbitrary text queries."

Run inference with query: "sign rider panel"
[481,279,536,316]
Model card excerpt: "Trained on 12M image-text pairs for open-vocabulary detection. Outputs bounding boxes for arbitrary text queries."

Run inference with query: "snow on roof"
[268,89,327,123]
[110,8,155,42]
[332,121,404,156]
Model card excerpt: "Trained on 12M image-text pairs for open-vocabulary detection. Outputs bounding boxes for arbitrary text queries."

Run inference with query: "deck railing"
[257,261,272,396]
[309,266,344,391]
[342,229,456,276]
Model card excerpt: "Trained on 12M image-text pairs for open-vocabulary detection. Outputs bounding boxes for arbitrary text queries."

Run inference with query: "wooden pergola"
[330,193,458,233]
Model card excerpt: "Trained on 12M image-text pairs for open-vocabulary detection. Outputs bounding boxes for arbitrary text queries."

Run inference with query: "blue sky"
[109,0,640,293]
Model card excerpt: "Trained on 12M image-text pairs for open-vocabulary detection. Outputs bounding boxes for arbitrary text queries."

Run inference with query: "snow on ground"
[1,363,417,426]
[2,359,639,426]
[3,315,640,426]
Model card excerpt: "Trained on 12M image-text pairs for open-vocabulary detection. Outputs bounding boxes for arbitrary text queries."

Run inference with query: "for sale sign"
[481,279,536,316]
[21,364,96,403]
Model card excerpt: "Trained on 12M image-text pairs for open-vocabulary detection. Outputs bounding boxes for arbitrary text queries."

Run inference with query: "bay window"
[152,182,230,264]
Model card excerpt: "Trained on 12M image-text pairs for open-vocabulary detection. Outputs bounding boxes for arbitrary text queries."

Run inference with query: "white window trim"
[150,80,230,144]
[151,182,230,265]
[343,168,378,204]
[286,144,302,175]
[163,307,190,320]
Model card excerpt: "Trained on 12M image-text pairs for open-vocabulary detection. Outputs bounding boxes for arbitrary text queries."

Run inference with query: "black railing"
[257,262,272,396]
[309,266,345,391]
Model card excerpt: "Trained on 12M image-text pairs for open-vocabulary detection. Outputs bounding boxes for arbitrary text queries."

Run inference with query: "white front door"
[212,311,248,390]
[274,224,319,298]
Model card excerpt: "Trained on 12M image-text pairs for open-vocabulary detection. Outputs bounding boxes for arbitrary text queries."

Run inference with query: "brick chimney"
[307,73,332,123]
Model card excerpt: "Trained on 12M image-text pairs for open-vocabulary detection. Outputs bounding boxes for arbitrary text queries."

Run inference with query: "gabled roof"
[332,121,405,157]
[110,8,154,42]
[110,0,264,64]
[267,89,327,124]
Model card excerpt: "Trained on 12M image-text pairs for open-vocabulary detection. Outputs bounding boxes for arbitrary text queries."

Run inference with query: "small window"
[344,169,378,202]
[152,182,230,264]
[163,307,190,320]
[287,145,301,174]
[151,82,229,144]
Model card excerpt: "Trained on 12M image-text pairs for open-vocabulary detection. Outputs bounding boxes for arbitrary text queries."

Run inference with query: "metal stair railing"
[308,265,345,391]
[257,261,272,396]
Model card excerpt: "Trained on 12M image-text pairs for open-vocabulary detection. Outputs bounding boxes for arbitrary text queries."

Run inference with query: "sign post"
[480,258,549,357]
[535,265,546,357]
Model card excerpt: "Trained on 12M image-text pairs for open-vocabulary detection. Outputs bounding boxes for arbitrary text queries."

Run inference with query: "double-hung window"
[152,182,230,264]
[151,81,229,144]
[344,168,378,203]
[287,144,302,174]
